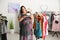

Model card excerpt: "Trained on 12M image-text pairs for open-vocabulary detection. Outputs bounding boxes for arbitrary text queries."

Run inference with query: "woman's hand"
[23,16,27,18]
[30,14,34,24]
[19,16,27,22]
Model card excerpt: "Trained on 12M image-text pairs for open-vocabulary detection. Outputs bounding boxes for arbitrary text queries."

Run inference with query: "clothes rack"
[52,32,58,37]
[33,13,48,40]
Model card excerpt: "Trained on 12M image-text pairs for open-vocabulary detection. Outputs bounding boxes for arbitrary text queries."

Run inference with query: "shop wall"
[0,0,19,33]
[59,0,60,11]
[19,0,59,13]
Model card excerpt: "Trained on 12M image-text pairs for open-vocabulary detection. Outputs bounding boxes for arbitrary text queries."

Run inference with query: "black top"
[5,20,8,26]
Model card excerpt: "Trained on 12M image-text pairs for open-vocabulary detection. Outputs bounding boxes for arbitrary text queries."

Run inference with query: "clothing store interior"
[0,0,60,40]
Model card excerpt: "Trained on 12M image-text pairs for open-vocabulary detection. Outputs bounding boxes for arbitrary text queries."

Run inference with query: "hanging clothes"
[1,20,7,40]
[33,13,48,40]
[5,20,8,27]
[34,21,42,37]
[46,13,52,31]
[52,15,60,32]
[20,17,33,40]
[34,14,43,38]
[1,21,7,34]
[51,13,54,28]
[42,13,48,39]
[0,22,2,40]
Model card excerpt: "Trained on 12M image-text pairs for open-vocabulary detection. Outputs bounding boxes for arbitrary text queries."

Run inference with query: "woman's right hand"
[19,16,27,22]
[23,16,27,18]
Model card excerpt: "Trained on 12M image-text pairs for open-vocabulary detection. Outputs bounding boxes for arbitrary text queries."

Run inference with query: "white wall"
[19,0,59,13]
[59,0,60,11]
[0,0,59,33]
[0,0,19,33]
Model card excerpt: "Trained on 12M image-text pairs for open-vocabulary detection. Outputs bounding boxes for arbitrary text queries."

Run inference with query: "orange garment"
[33,22,36,29]
[33,14,44,32]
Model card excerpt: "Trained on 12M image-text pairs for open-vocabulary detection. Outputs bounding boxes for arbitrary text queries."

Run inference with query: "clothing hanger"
[40,4,48,13]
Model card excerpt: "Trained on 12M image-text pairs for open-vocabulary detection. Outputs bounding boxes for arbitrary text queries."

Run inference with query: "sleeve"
[6,20,8,22]
[30,14,34,24]
[18,14,21,21]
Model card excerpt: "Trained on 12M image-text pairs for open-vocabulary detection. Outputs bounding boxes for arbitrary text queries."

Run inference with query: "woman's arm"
[18,16,27,22]
[30,14,34,24]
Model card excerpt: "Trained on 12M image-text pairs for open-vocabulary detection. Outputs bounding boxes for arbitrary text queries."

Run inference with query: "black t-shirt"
[5,20,8,26]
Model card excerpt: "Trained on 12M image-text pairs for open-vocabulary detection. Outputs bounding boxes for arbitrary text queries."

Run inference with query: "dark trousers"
[1,33,7,40]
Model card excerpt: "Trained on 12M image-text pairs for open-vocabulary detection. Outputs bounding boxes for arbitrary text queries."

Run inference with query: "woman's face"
[22,7,27,14]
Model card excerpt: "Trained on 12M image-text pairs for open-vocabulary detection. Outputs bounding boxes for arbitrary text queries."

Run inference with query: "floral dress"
[20,17,33,40]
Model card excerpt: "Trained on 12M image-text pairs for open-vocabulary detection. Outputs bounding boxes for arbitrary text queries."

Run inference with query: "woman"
[18,6,34,40]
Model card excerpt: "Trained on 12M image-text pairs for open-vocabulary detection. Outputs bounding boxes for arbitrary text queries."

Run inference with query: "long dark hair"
[20,6,26,16]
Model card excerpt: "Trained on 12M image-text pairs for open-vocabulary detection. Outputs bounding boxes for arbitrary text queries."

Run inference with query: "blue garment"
[34,21,42,37]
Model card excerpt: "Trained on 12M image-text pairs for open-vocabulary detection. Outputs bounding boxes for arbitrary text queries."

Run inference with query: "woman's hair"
[20,6,26,15]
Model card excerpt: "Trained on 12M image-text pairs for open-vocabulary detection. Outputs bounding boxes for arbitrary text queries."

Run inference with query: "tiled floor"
[7,32,60,40]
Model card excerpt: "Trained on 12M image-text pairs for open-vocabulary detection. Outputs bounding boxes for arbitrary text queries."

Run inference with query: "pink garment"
[52,19,60,31]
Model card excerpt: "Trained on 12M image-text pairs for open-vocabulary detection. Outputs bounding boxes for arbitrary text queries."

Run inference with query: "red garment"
[42,13,48,39]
